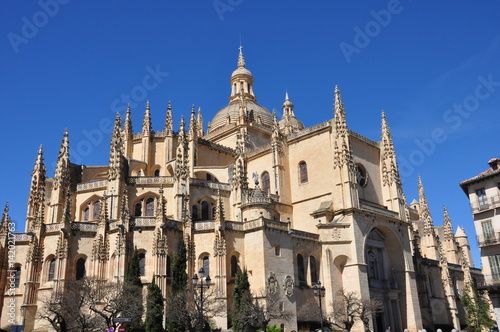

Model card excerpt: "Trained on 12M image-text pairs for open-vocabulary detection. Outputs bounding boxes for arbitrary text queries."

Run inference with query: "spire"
[333,86,354,172]
[197,107,204,137]
[53,129,70,191]
[175,116,189,180]
[109,113,124,181]
[443,206,454,241]
[165,101,173,136]
[381,111,402,187]
[61,188,71,224]
[189,105,197,141]
[124,104,132,137]
[238,45,246,68]
[142,101,152,136]
[28,145,46,219]
[418,175,435,236]
[282,91,295,118]
[0,202,9,233]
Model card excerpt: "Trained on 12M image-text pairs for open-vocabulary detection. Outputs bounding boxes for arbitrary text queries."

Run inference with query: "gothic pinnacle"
[142,101,152,136]
[124,104,132,136]
[53,129,70,191]
[381,111,401,187]
[333,86,348,137]
[418,175,435,236]
[197,107,204,137]
[165,101,173,136]
[443,205,454,241]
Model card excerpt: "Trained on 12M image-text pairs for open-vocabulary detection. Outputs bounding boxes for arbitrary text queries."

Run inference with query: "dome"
[279,117,305,132]
[209,100,274,133]
[232,66,252,77]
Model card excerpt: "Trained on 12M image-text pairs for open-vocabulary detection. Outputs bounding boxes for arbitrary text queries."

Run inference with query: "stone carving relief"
[283,275,294,298]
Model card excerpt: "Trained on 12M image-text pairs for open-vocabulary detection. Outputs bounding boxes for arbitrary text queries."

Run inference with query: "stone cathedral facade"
[0,49,483,332]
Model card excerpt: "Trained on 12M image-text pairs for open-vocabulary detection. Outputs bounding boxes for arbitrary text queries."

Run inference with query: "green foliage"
[146,276,164,332]
[232,270,256,332]
[171,240,188,295]
[461,283,496,332]
[125,248,142,287]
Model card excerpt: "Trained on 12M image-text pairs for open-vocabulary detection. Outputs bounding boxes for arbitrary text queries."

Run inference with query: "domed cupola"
[208,47,274,134]
[279,92,304,135]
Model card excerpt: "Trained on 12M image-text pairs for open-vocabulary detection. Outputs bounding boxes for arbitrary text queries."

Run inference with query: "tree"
[461,283,496,332]
[37,279,102,332]
[171,240,188,295]
[125,247,142,287]
[330,288,381,332]
[253,290,293,332]
[232,270,257,332]
[146,276,164,332]
[166,240,189,332]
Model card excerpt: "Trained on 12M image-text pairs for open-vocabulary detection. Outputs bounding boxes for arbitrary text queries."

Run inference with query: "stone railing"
[128,176,175,185]
[14,233,32,241]
[45,223,63,233]
[132,217,157,227]
[264,219,290,232]
[108,221,118,231]
[359,199,399,219]
[287,121,330,141]
[225,221,244,231]
[190,178,231,191]
[289,229,320,241]
[77,180,107,192]
[132,133,143,140]
[242,188,273,205]
[348,129,378,147]
[198,138,235,155]
[71,222,99,232]
[194,220,214,231]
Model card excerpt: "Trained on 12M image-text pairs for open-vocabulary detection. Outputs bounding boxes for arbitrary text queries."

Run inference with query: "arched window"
[83,207,90,221]
[310,256,318,284]
[48,258,56,281]
[76,258,86,280]
[14,266,21,288]
[145,198,155,216]
[92,201,101,220]
[154,169,160,176]
[299,161,308,183]
[297,254,305,282]
[166,256,171,278]
[202,256,210,277]
[192,205,199,220]
[139,253,146,276]
[367,250,379,280]
[201,201,210,220]
[137,170,142,176]
[134,202,142,216]
[261,171,270,194]
[231,255,239,277]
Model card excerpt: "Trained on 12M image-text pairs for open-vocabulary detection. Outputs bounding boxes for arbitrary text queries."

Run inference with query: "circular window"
[355,164,368,187]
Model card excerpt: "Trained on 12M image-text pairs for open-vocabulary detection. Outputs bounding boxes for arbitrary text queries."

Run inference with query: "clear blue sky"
[1,1,499,268]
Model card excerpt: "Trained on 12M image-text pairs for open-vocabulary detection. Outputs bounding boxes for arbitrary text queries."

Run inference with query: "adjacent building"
[460,158,500,327]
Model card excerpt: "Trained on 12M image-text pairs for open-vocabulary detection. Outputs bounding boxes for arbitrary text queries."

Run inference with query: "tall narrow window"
[48,258,56,281]
[76,258,86,280]
[201,201,210,220]
[231,255,238,277]
[192,205,199,220]
[310,256,318,284]
[154,169,160,176]
[14,266,21,288]
[203,256,210,278]
[166,256,171,278]
[489,255,500,281]
[139,253,146,276]
[83,207,90,221]
[297,254,305,282]
[145,198,155,216]
[135,202,142,216]
[482,220,495,243]
[93,201,101,220]
[261,172,270,194]
[367,250,379,280]
[477,188,489,210]
[299,161,308,183]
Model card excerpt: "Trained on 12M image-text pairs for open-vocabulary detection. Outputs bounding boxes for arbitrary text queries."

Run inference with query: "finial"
[146,100,150,110]
[238,45,246,68]
[285,91,289,101]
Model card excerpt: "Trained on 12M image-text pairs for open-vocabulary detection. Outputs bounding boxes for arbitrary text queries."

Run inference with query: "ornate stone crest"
[283,275,294,297]
[267,272,278,294]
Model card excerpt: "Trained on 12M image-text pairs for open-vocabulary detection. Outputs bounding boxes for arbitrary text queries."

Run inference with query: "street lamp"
[192,267,211,332]
[313,281,326,332]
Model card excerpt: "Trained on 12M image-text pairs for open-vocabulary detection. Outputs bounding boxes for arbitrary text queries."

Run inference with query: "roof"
[459,158,500,191]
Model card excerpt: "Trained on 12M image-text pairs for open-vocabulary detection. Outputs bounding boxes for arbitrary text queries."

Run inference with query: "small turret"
[142,101,152,136]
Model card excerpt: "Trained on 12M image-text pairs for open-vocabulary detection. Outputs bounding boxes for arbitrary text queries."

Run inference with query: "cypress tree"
[125,248,142,287]
[232,269,255,332]
[146,276,164,332]
[171,240,187,295]
[462,283,496,332]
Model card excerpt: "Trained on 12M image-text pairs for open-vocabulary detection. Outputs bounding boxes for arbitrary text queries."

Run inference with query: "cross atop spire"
[238,45,246,68]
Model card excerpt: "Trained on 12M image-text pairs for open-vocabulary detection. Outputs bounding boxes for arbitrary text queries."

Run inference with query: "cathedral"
[0,49,484,332]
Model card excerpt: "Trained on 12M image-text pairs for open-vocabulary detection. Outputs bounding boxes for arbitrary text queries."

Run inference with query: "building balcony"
[477,233,500,247]
[471,194,500,214]
[128,176,174,186]
[476,274,500,293]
